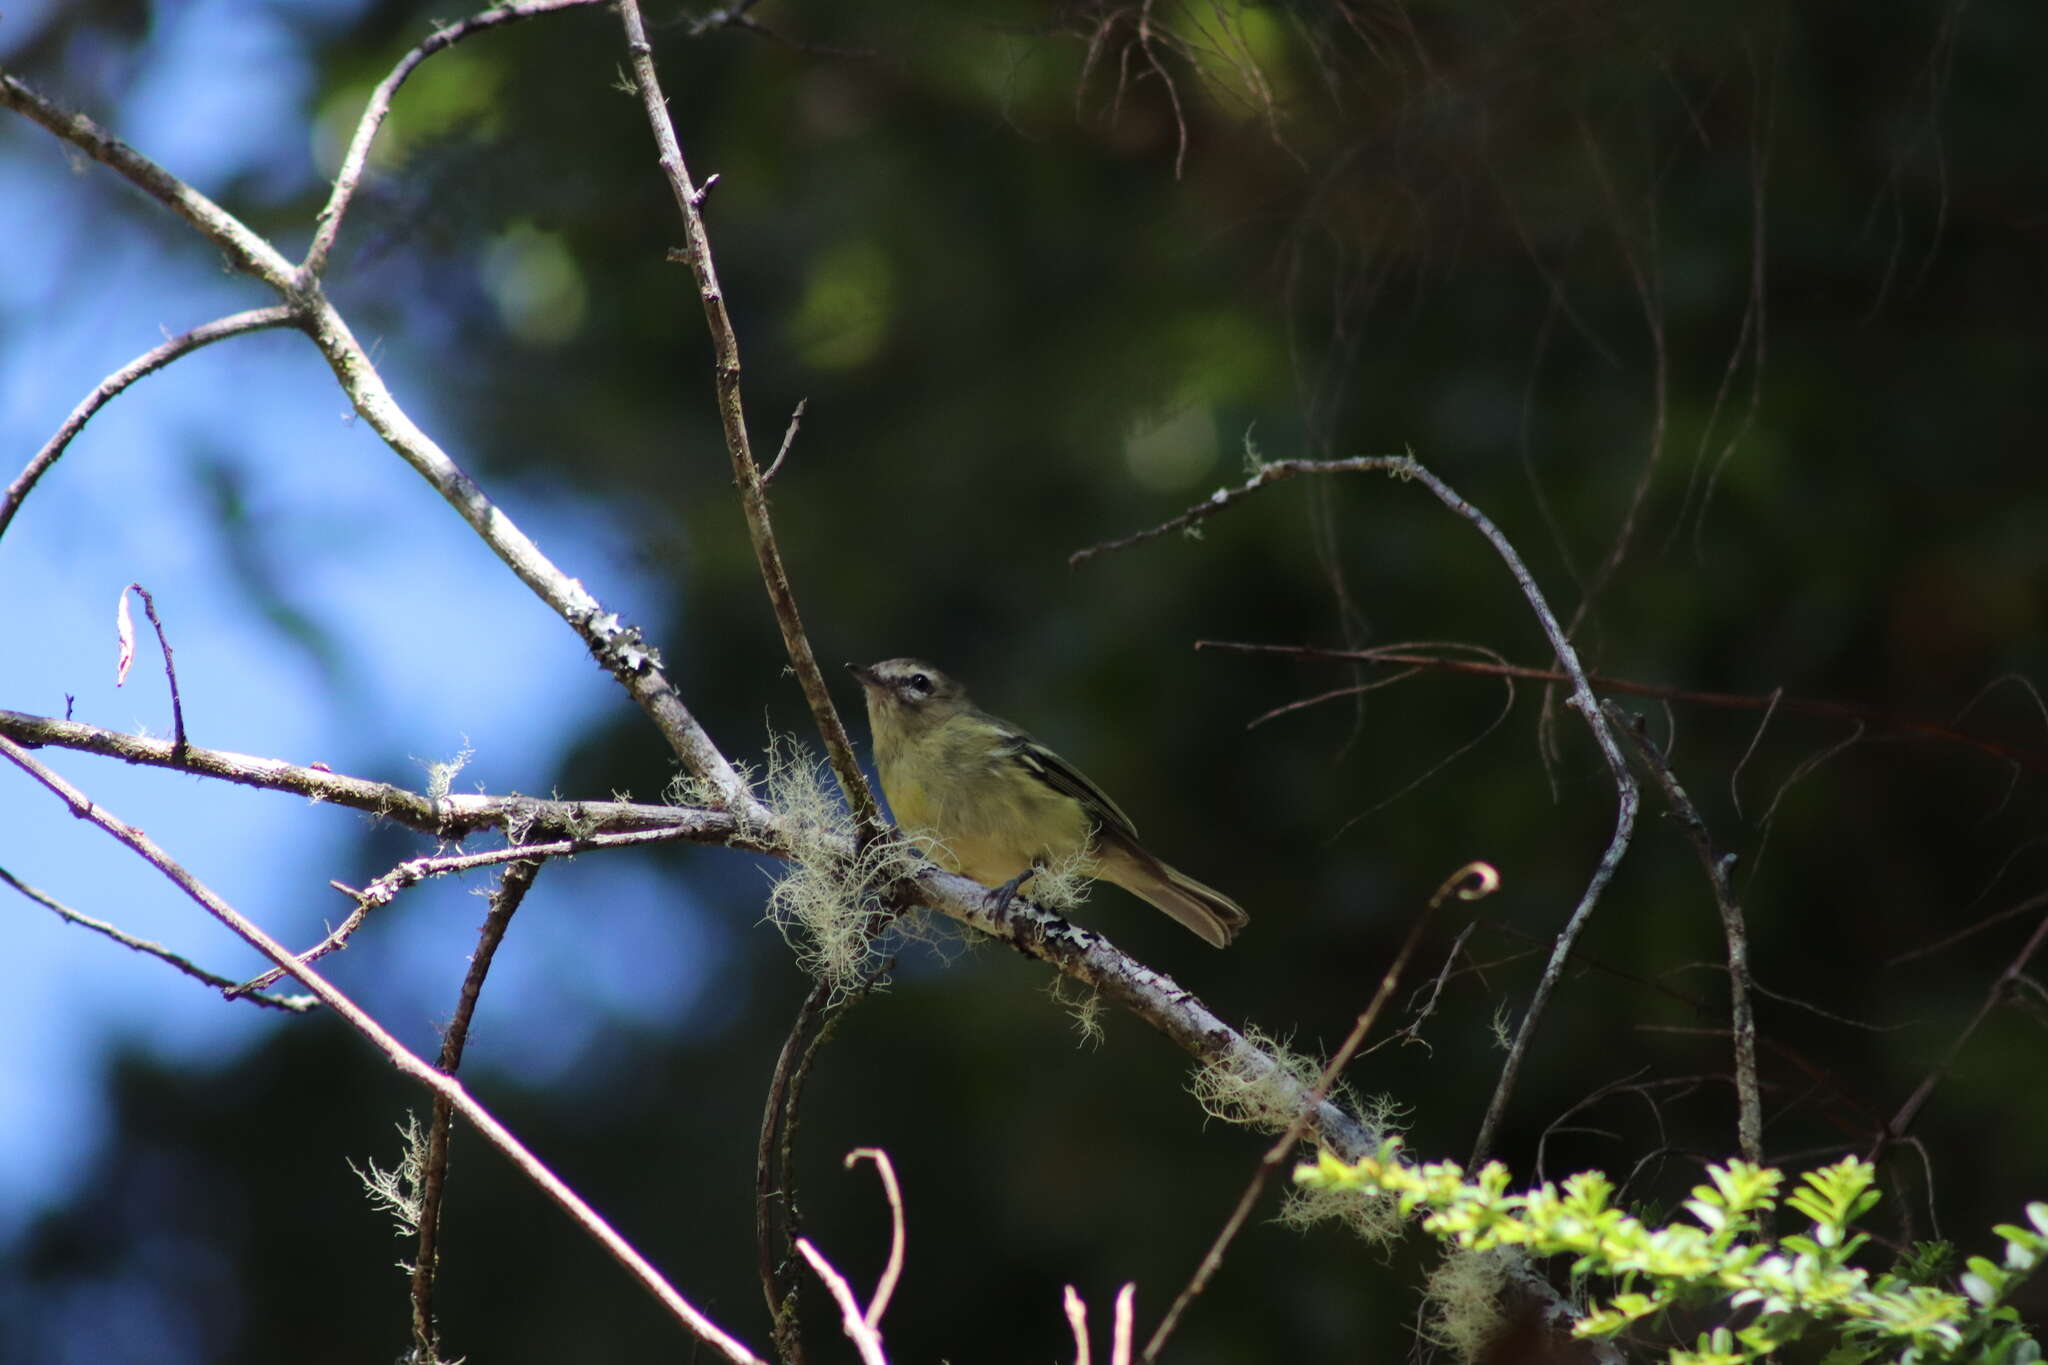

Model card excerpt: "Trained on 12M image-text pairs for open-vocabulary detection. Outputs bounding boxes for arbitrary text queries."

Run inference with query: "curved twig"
[411,856,543,1361]
[303,0,608,280]
[0,307,295,543]
[845,1149,905,1331]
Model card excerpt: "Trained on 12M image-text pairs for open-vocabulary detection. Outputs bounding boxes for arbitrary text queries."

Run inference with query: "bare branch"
[0,735,765,1364]
[412,856,542,1363]
[1066,1284,1094,1365]
[118,584,188,763]
[304,0,609,280]
[0,71,297,289]
[1069,453,1639,1165]
[297,292,760,804]
[0,67,759,810]
[762,398,809,487]
[0,709,763,849]
[843,1149,905,1331]
[1883,907,2048,1150]
[616,0,880,838]
[1069,454,1407,565]
[1609,704,1762,1165]
[796,1237,889,1365]
[231,828,698,996]
[1197,642,2048,775]
[0,307,295,544]
[0,864,315,1012]
[757,976,833,1365]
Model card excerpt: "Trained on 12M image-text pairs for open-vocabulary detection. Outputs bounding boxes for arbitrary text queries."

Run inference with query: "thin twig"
[303,0,607,280]
[616,0,880,838]
[1608,702,1762,1165]
[412,856,542,1362]
[0,865,315,1012]
[1195,641,2048,774]
[1882,908,2048,1150]
[1561,115,1670,641]
[0,735,764,1364]
[1071,453,1639,1167]
[845,1149,905,1331]
[762,398,808,486]
[121,584,188,763]
[1143,862,1496,1361]
[1375,920,1479,1057]
[1065,1285,1093,1365]
[795,1238,889,1365]
[1888,889,2048,968]
[231,827,698,995]
[0,307,295,543]
[755,938,895,1363]
[1730,686,1785,817]
[756,976,835,1365]
[1069,455,1404,565]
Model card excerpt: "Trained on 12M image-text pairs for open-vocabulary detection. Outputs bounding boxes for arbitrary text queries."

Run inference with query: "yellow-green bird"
[849,658,1249,947]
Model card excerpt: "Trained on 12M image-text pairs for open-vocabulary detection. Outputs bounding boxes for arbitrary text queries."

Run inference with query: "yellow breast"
[878,723,1095,887]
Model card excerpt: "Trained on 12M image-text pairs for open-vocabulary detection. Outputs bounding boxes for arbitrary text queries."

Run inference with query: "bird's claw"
[986,868,1037,920]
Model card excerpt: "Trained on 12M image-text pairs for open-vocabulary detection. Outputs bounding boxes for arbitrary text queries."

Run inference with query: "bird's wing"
[996,728,1141,843]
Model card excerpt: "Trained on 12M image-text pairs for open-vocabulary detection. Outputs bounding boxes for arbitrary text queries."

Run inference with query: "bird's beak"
[846,662,879,690]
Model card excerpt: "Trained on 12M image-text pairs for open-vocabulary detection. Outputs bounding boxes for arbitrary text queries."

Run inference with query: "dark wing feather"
[996,728,1140,842]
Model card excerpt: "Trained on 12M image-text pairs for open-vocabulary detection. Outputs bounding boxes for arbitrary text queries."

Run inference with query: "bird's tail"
[1097,842,1250,948]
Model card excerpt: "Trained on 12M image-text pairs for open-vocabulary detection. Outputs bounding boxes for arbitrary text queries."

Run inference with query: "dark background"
[4,0,2047,1360]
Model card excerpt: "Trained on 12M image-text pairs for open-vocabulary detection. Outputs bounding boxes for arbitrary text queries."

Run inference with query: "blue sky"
[1,0,732,1237]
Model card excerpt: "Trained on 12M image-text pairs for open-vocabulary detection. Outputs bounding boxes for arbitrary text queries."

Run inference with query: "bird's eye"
[908,672,933,696]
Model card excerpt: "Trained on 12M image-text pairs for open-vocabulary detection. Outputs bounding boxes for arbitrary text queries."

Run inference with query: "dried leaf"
[115,586,135,686]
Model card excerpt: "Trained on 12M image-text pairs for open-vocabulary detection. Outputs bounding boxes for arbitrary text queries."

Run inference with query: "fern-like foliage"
[1300,1139,2046,1365]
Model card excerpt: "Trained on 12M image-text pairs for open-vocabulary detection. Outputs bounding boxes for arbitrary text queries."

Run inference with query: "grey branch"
[0,307,295,544]
[1,865,316,1012]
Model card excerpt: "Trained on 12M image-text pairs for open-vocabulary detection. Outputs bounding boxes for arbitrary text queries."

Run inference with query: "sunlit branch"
[0,708,756,847]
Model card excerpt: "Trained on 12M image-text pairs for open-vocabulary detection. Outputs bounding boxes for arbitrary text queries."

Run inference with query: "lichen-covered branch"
[0,709,758,848]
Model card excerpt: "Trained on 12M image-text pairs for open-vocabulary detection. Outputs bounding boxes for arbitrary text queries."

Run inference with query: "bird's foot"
[985,868,1037,921]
